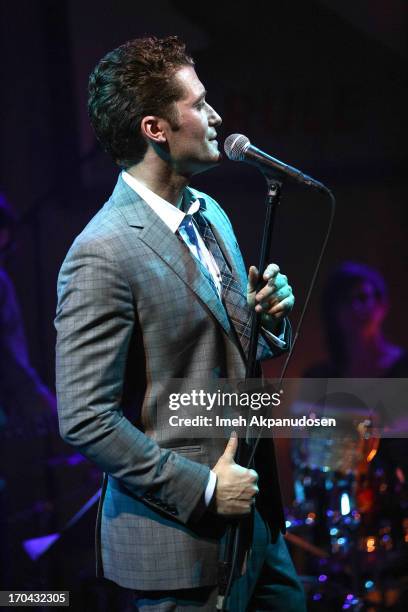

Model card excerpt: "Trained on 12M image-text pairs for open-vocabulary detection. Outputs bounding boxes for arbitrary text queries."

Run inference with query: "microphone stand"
[246,177,282,379]
[217,176,282,611]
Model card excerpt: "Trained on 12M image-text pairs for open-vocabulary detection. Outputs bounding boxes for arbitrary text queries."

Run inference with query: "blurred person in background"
[306,261,407,378]
[0,193,56,418]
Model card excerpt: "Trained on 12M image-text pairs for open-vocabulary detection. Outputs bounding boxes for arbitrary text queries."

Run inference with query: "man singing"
[55,36,305,611]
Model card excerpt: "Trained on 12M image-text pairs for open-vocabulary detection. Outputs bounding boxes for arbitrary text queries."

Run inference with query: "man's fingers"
[269,273,287,291]
[256,273,289,302]
[256,285,292,308]
[268,295,295,315]
[249,468,259,483]
[247,266,259,293]
[240,484,259,501]
[263,263,280,282]
[222,431,238,461]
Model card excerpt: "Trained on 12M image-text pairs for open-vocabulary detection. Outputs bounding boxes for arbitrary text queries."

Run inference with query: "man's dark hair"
[88,36,194,168]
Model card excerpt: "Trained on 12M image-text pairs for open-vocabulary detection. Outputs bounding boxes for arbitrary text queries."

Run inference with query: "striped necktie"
[178,212,222,299]
[194,209,269,361]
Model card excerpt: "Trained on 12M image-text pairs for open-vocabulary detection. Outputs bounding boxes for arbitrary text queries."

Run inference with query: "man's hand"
[212,432,259,516]
[247,263,294,330]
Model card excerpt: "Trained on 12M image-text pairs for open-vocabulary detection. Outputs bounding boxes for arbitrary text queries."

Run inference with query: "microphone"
[224,133,328,192]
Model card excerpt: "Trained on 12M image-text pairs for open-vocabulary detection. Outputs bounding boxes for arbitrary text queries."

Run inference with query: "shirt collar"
[122,170,202,233]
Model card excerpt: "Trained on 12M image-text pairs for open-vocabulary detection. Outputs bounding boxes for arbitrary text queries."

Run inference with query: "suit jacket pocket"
[164,444,210,466]
[165,444,202,454]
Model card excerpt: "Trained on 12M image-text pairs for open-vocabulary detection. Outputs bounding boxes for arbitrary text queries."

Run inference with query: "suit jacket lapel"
[110,176,232,336]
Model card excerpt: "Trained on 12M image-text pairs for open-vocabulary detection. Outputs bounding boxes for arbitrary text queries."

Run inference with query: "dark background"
[0,0,406,384]
[0,0,406,608]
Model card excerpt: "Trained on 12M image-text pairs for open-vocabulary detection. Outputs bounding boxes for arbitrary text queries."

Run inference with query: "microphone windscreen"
[224,133,250,161]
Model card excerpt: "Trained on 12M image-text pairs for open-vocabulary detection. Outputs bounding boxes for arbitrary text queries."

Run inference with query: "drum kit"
[287,421,408,610]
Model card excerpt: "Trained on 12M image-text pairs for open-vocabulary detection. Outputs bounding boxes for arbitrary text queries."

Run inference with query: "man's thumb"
[247,265,259,293]
[222,431,238,461]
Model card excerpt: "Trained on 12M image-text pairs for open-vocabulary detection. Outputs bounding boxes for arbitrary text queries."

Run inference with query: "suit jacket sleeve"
[55,238,210,524]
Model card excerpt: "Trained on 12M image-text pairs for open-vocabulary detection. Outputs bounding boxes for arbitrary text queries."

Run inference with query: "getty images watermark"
[151,378,408,439]
[166,387,336,435]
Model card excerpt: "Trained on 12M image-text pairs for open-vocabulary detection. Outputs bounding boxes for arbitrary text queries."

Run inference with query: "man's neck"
[127,154,189,207]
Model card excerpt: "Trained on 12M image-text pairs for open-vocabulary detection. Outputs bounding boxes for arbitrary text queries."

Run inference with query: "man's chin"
[210,149,223,165]
[187,152,223,176]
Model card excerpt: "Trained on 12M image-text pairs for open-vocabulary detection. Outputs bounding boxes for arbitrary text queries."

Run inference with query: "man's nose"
[208,104,222,126]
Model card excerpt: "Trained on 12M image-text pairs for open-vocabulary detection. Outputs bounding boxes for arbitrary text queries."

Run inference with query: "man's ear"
[140,116,168,144]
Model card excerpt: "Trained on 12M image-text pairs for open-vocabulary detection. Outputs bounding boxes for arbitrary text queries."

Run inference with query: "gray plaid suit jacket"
[55,175,287,590]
